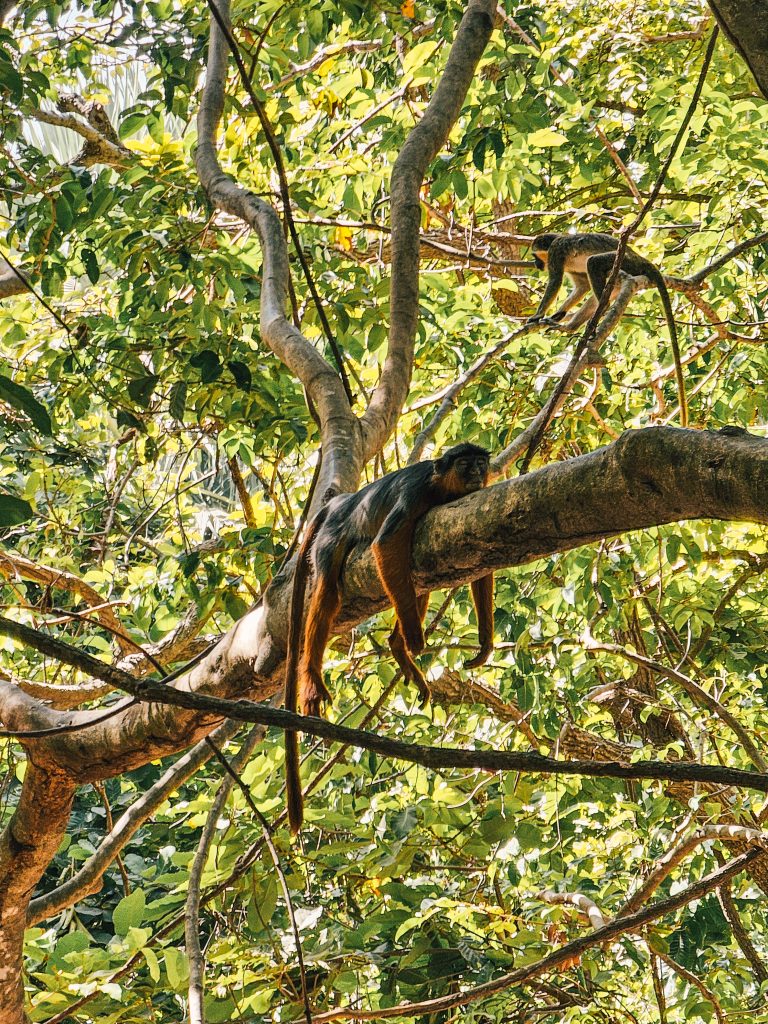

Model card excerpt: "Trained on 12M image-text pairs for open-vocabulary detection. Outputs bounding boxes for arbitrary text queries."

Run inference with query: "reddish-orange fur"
[283,444,493,832]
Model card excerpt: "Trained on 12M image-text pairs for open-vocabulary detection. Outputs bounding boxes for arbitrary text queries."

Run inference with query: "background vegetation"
[1,0,767,1021]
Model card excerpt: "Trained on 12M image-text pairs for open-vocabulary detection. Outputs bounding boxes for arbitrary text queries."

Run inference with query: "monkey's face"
[533,250,547,271]
[446,454,490,495]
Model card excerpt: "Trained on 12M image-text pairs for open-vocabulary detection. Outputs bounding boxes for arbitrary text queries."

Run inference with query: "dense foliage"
[1,0,767,1021]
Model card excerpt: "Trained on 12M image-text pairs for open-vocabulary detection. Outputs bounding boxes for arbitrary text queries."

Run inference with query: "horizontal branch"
[4,616,768,795]
[1,425,767,777]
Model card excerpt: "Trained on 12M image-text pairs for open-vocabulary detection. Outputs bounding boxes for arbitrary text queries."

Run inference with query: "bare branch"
[586,640,768,772]
[620,825,768,917]
[0,552,131,653]
[186,726,268,1023]
[195,0,360,496]
[6,613,768,799]
[718,883,768,983]
[361,0,496,456]
[688,229,768,285]
[408,324,534,464]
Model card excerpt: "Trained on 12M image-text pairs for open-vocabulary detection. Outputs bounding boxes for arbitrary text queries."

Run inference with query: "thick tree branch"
[28,99,130,168]
[1,425,766,776]
[195,0,360,498]
[0,763,77,1019]
[360,0,496,456]
[5,616,768,799]
[707,0,768,99]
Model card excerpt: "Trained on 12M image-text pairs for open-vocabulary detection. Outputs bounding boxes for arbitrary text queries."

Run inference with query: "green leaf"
[113,889,146,936]
[127,374,159,408]
[143,947,160,982]
[54,193,73,232]
[165,947,189,990]
[0,54,23,103]
[82,248,100,284]
[0,493,33,526]
[190,349,222,384]
[527,128,569,147]
[0,375,52,434]
[472,137,487,171]
[228,359,252,390]
[169,380,187,421]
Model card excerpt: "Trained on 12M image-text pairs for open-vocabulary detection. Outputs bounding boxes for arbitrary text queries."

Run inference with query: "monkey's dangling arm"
[464,574,494,668]
[371,506,424,656]
[528,257,565,321]
[388,593,431,703]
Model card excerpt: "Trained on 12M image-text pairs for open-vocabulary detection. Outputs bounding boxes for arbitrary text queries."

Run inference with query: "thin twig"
[186,724,266,1024]
[205,738,313,1024]
[408,324,533,463]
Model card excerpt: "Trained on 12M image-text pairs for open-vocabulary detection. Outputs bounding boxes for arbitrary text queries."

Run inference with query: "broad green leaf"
[527,128,569,147]
[0,493,33,526]
[0,375,52,434]
[113,889,146,936]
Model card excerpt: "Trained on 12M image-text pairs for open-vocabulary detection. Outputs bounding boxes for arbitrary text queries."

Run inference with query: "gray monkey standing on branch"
[528,232,688,427]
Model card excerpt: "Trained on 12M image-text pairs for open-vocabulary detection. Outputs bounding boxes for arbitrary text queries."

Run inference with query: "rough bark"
[707,0,768,99]
[195,0,360,501]
[5,425,765,781]
[0,763,76,1023]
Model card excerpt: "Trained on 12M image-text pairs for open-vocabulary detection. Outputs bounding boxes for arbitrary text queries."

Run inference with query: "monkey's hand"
[541,317,571,331]
[464,645,492,670]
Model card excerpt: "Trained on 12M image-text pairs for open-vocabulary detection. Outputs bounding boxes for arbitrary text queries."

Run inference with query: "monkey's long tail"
[653,271,688,427]
[284,507,329,834]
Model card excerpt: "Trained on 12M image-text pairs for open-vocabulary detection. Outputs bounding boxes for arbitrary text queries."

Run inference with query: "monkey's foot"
[409,670,431,706]
[403,627,425,655]
[299,673,332,718]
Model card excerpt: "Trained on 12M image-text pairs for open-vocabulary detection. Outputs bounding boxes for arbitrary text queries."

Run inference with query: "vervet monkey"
[529,232,688,426]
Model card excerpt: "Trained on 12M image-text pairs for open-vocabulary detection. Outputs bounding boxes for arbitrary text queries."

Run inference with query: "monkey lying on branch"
[283,443,494,832]
[528,232,688,426]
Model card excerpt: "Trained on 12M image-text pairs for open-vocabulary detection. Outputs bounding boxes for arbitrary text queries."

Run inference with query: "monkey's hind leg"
[389,594,430,703]
[299,575,339,717]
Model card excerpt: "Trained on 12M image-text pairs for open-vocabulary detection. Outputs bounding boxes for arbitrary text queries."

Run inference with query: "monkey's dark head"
[434,442,491,497]
[531,233,558,270]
